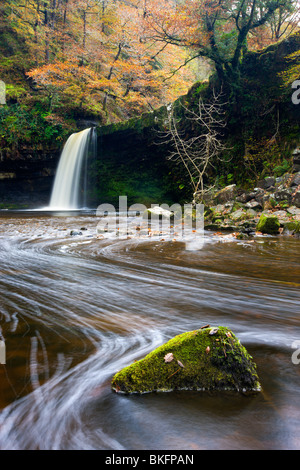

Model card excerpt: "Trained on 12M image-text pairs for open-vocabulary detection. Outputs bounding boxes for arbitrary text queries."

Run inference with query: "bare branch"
[158,90,229,204]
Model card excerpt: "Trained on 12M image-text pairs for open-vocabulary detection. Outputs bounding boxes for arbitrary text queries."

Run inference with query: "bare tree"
[161,90,228,205]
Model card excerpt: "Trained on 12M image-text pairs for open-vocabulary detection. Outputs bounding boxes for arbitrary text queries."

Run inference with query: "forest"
[0,1,299,164]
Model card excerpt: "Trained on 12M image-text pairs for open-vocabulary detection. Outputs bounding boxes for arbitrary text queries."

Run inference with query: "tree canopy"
[145,0,300,85]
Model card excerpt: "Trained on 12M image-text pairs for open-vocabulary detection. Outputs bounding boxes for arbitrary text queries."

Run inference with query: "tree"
[146,0,299,89]
[161,90,228,204]
[279,32,300,88]
[26,0,197,118]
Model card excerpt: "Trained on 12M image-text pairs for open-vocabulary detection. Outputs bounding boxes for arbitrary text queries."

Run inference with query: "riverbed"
[0,211,299,450]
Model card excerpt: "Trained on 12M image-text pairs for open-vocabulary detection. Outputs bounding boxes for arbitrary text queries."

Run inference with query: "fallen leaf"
[164,352,174,363]
[177,360,184,368]
[209,328,219,335]
[206,346,210,354]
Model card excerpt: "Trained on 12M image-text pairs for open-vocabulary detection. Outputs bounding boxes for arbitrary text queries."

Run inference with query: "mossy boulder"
[111,326,261,395]
[256,213,280,234]
[283,221,300,236]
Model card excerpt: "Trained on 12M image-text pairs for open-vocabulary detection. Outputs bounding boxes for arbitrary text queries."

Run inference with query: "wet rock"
[111,326,261,394]
[236,232,249,239]
[70,230,82,236]
[213,185,237,204]
[220,225,240,231]
[256,214,280,234]
[146,206,175,219]
[205,223,222,231]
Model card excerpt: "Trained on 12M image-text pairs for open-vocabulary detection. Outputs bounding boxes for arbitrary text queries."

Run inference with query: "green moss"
[256,213,280,234]
[283,221,300,234]
[111,326,261,394]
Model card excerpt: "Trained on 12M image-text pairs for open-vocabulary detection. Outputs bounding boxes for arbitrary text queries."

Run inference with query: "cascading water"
[49,127,95,210]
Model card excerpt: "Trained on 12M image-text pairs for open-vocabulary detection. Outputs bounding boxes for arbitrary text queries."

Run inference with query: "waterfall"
[49,128,94,210]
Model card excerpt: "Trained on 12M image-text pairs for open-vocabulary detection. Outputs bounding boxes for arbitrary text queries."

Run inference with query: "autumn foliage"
[0,0,299,124]
[2,0,196,120]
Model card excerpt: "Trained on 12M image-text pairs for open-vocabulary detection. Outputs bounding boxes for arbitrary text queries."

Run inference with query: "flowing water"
[0,210,299,450]
[49,128,93,210]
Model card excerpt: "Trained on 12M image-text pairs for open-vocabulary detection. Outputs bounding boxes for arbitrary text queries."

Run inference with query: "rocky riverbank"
[204,171,300,238]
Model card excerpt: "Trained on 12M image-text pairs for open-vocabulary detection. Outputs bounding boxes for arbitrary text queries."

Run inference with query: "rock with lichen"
[111,326,261,395]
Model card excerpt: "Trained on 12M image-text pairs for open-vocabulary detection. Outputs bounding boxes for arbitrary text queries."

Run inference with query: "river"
[0,210,299,450]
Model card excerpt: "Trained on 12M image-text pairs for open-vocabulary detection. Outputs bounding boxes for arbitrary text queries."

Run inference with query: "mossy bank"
[111,326,261,395]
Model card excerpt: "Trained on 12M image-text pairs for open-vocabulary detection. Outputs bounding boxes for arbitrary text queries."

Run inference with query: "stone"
[287,206,300,215]
[248,188,265,205]
[213,184,237,204]
[272,210,288,218]
[291,172,300,187]
[257,176,275,190]
[205,223,223,230]
[283,221,300,235]
[211,204,225,213]
[70,230,82,236]
[292,148,300,172]
[256,214,280,234]
[292,190,300,208]
[111,326,261,394]
[245,200,262,210]
[230,209,247,221]
[236,192,252,203]
[274,187,293,203]
[146,206,174,219]
[246,209,258,217]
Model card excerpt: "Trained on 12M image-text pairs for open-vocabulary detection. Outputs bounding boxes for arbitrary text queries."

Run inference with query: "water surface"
[0,211,299,450]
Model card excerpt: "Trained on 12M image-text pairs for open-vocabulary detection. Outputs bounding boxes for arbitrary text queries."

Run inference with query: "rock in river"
[256,213,280,234]
[111,326,261,394]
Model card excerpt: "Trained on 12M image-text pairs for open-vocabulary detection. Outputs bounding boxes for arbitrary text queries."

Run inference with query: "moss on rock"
[283,221,300,235]
[111,326,261,395]
[256,213,280,234]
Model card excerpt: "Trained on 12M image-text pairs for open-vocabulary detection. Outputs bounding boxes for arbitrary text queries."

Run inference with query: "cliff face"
[91,106,184,208]
[0,150,59,208]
